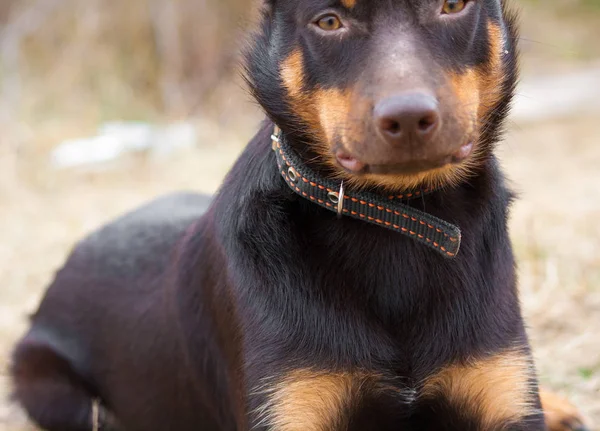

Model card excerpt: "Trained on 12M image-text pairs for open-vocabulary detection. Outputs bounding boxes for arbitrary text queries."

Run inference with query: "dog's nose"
[374,93,441,147]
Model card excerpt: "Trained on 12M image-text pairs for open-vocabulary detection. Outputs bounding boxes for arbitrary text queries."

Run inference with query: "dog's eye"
[316,14,343,31]
[442,0,467,14]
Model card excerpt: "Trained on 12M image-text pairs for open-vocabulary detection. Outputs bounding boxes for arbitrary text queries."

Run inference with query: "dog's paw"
[540,390,591,431]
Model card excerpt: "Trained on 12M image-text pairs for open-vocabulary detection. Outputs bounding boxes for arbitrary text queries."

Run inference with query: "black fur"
[11,1,548,430]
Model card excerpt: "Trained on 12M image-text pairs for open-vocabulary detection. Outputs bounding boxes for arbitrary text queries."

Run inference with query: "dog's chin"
[332,142,475,193]
[340,164,468,193]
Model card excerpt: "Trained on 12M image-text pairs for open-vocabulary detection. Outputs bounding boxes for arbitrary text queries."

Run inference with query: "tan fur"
[253,369,411,430]
[540,390,589,431]
[252,361,579,430]
[446,22,505,122]
[280,48,318,131]
[422,350,538,429]
[281,49,330,140]
[448,68,481,119]
[348,163,471,193]
[281,49,305,100]
[477,22,506,119]
[253,370,361,430]
[315,88,353,144]
[281,49,358,152]
[341,0,357,9]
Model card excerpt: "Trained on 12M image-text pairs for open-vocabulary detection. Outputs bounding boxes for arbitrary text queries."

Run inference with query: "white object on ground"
[51,122,197,169]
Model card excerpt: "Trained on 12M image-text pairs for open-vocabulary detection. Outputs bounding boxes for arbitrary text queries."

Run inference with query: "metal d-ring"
[91,398,100,431]
[327,181,345,218]
[337,181,345,217]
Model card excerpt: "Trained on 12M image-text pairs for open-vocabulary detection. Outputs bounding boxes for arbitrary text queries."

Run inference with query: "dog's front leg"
[421,348,548,430]
[540,390,590,431]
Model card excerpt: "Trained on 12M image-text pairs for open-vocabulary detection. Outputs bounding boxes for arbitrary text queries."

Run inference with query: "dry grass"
[0,124,256,430]
[500,115,600,428]
[0,0,259,132]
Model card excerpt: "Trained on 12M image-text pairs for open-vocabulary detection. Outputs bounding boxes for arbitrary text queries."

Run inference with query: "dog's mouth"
[335,141,474,176]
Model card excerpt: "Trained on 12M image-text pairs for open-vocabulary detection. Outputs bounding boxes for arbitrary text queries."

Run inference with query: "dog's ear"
[256,0,275,21]
[259,0,275,12]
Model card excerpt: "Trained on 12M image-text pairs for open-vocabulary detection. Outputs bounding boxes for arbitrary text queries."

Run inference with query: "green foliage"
[582,0,600,9]
[578,367,594,380]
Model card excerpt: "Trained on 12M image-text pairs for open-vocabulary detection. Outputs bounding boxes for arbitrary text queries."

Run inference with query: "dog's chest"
[250,348,536,431]
[251,369,417,430]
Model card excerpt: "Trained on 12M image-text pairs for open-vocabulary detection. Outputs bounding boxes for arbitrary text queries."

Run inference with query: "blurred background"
[0,0,599,429]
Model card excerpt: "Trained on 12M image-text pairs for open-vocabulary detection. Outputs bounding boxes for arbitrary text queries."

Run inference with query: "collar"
[271,126,462,258]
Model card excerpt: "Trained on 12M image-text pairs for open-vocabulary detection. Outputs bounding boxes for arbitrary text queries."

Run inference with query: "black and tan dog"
[10,0,589,430]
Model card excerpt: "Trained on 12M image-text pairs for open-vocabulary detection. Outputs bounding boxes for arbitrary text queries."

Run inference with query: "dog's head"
[246,0,518,192]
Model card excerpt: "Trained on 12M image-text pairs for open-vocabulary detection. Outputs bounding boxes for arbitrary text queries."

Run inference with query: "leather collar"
[272,126,462,258]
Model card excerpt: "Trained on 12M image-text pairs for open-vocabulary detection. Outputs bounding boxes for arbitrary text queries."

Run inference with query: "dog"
[10,0,590,430]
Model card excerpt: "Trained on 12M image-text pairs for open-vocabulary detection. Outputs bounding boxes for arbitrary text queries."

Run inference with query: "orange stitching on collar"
[277,143,458,257]
[278,142,456,237]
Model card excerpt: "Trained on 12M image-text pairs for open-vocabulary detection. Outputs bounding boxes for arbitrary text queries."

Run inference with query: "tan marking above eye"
[422,349,538,429]
[341,0,357,9]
